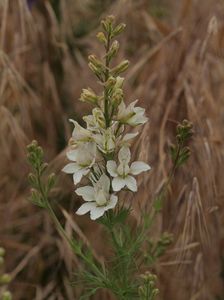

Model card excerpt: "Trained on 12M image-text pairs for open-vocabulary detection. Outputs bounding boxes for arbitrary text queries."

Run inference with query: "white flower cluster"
[62,16,151,220]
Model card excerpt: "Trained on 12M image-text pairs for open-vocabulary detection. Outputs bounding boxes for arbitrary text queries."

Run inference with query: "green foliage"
[145,233,173,265]
[153,120,193,212]
[170,120,193,168]
[27,140,56,208]
[138,273,159,300]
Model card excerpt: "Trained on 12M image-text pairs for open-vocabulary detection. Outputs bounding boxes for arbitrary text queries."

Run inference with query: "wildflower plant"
[62,15,150,220]
[27,16,193,300]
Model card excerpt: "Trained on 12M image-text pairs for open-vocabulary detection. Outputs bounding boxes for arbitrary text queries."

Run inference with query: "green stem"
[104,32,111,128]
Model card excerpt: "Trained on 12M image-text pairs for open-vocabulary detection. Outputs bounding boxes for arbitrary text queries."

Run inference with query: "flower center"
[95,190,108,206]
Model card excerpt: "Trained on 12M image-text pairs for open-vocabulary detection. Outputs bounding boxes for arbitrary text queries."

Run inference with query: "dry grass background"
[1,0,224,299]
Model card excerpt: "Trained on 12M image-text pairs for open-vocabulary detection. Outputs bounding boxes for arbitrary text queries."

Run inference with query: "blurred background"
[1,0,224,299]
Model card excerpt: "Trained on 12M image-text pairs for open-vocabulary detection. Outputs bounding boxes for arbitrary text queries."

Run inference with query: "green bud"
[112,23,126,37]
[115,76,124,89]
[152,288,159,296]
[88,55,104,70]
[182,119,192,127]
[37,146,43,155]
[92,108,106,129]
[0,247,5,257]
[96,32,107,45]
[101,20,110,33]
[28,173,37,186]
[112,88,123,108]
[30,188,41,204]
[88,63,103,80]
[138,286,145,296]
[111,60,129,76]
[106,15,115,23]
[105,76,117,89]
[0,274,11,285]
[1,291,12,300]
[80,88,98,105]
[101,15,115,34]
[107,40,119,61]
[47,173,56,190]
[27,140,38,152]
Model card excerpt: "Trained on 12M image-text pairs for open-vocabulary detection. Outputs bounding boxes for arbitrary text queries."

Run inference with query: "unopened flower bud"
[107,40,119,60]
[152,288,159,296]
[88,55,104,70]
[112,88,123,108]
[138,286,145,296]
[28,173,37,185]
[27,140,38,152]
[105,76,117,89]
[115,76,124,89]
[88,63,103,79]
[80,88,98,105]
[111,60,129,76]
[101,15,115,34]
[48,173,56,190]
[107,15,115,23]
[96,32,107,44]
[93,108,106,128]
[112,23,126,37]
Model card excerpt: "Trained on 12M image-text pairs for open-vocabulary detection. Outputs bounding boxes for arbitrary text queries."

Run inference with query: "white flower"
[83,108,105,131]
[94,127,116,154]
[69,119,92,145]
[75,174,118,220]
[62,142,96,184]
[107,146,151,192]
[119,131,139,146]
[117,100,148,126]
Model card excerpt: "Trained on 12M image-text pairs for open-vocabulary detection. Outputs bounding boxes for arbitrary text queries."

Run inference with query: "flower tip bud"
[112,23,126,36]
[96,32,107,44]
[107,15,115,23]
[112,60,129,76]
[27,140,38,151]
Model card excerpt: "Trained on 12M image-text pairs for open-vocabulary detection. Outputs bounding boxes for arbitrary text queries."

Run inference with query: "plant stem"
[104,32,111,128]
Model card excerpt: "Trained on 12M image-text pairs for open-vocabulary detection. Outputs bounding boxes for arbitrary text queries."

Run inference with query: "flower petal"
[125,175,137,192]
[112,177,126,192]
[73,168,89,184]
[106,195,118,210]
[76,202,95,216]
[97,174,110,194]
[130,161,151,175]
[90,206,106,220]
[62,163,80,174]
[118,146,131,164]
[107,161,118,177]
[66,149,78,161]
[122,132,139,142]
[75,186,95,201]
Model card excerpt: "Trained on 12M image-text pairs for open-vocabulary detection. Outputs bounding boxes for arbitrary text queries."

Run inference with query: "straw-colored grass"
[1,0,224,299]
